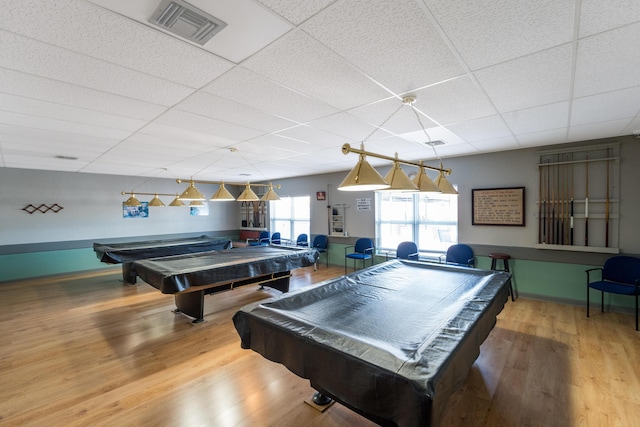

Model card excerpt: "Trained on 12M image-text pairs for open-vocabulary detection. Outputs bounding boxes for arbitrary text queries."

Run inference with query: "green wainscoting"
[2,244,635,315]
[0,248,107,282]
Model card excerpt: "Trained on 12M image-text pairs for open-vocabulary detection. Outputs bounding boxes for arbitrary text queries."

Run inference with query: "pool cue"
[545,159,551,243]
[556,155,564,245]
[559,155,564,245]
[585,152,589,246]
[551,162,556,245]
[570,153,574,245]
[539,163,543,243]
[605,148,610,247]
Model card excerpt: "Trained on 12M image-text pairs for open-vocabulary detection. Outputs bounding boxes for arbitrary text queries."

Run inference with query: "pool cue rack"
[535,143,619,254]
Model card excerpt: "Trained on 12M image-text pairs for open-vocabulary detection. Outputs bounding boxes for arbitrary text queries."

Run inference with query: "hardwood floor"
[1,266,638,426]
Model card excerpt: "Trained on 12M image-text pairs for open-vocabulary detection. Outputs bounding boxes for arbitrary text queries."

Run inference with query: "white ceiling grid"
[0,0,638,185]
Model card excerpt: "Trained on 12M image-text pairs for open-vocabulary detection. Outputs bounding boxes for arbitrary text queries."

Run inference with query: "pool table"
[233,260,511,426]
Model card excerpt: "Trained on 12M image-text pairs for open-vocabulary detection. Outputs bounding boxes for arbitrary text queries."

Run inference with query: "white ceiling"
[1,0,639,183]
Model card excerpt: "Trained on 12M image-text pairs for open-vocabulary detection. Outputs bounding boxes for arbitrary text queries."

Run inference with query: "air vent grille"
[425,140,445,146]
[149,0,227,45]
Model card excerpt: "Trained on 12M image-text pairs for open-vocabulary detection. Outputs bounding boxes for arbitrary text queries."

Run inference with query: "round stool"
[489,253,515,301]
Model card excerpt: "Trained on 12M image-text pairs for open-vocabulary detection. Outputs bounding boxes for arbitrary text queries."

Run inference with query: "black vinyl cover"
[133,246,319,294]
[233,260,511,427]
[93,235,232,264]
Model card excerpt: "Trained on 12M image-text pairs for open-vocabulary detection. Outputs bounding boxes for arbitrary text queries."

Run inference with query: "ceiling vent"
[149,0,227,45]
[424,140,445,147]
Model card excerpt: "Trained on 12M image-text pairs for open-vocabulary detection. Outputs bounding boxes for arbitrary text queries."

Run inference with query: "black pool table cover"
[133,245,320,294]
[233,260,511,427]
[93,235,232,264]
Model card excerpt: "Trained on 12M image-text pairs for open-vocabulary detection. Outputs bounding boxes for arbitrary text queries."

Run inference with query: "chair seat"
[589,280,640,295]
[346,253,371,260]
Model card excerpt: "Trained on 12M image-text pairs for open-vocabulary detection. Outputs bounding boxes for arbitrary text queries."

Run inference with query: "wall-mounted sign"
[356,198,371,211]
[472,187,525,226]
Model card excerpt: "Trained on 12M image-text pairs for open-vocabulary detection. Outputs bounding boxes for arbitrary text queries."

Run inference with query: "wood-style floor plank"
[1,266,639,426]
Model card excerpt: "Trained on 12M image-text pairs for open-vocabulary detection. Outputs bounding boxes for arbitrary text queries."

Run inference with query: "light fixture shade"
[435,166,458,195]
[210,183,235,201]
[379,162,418,192]
[261,184,280,201]
[148,193,165,207]
[413,167,441,193]
[189,200,205,206]
[338,154,389,191]
[237,184,260,201]
[179,180,206,201]
[169,195,186,207]
[123,194,142,207]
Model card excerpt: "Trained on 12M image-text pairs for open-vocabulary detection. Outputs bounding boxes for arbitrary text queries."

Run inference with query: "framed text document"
[472,187,525,226]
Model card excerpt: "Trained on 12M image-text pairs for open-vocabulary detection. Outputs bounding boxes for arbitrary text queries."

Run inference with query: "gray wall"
[0,169,239,247]
[1,135,638,257]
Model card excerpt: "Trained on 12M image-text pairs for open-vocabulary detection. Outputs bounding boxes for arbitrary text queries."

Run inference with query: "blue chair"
[248,231,270,246]
[296,234,309,247]
[345,238,374,274]
[312,235,328,268]
[270,232,281,245]
[440,243,475,267]
[587,255,640,330]
[396,241,419,260]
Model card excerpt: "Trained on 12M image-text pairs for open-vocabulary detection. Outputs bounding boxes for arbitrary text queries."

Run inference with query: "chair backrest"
[397,241,418,260]
[296,233,308,246]
[603,256,640,284]
[271,232,281,244]
[312,234,328,250]
[354,238,373,254]
[446,244,474,266]
[258,231,270,244]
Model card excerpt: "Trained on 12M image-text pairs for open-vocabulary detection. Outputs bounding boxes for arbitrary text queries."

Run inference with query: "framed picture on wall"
[472,187,525,226]
[316,191,326,201]
[123,202,149,219]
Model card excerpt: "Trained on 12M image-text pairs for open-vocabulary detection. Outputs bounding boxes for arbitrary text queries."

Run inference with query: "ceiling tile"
[571,87,640,126]
[88,0,292,64]
[347,98,436,137]
[474,44,573,113]
[469,136,520,152]
[579,0,640,37]
[0,31,194,105]
[0,111,132,140]
[242,30,391,110]
[446,115,513,142]
[413,76,496,125]
[426,0,575,70]
[176,91,296,133]
[567,119,631,142]
[516,128,569,147]
[203,67,338,123]
[2,0,234,87]
[503,102,570,134]
[153,110,265,141]
[307,112,381,142]
[0,68,167,120]
[256,0,337,25]
[574,23,640,97]
[0,94,147,131]
[302,0,464,94]
[274,124,350,147]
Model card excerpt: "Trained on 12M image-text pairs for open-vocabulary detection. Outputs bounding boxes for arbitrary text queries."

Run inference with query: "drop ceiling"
[1,0,639,183]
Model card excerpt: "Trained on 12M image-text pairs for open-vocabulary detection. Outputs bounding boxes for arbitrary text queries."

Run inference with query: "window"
[375,191,458,255]
[270,196,310,242]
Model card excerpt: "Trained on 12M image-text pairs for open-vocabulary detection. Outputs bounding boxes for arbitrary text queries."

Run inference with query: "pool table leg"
[122,263,137,284]
[312,391,332,406]
[174,290,205,324]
